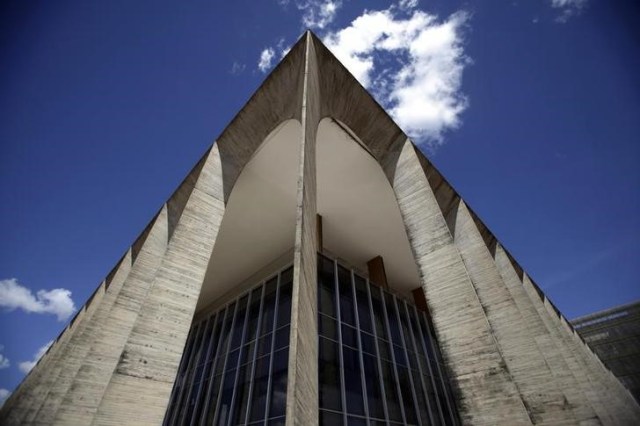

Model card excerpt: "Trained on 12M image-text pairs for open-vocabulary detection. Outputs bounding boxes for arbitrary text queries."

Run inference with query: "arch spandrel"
[214,34,307,203]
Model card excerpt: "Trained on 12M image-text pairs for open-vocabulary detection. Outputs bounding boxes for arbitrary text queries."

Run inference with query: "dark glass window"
[317,254,459,425]
[163,265,293,426]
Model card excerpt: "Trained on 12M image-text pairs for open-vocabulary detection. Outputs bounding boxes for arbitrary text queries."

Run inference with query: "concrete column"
[392,140,531,426]
[25,253,132,424]
[542,295,640,424]
[493,244,602,424]
[51,207,169,424]
[92,146,225,425]
[451,201,576,425]
[285,32,319,426]
[520,274,617,424]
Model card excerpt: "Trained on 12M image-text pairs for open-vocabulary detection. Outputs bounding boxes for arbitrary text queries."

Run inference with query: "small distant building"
[573,301,640,403]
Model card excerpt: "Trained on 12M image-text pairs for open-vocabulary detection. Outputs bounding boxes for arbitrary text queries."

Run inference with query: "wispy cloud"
[278,0,343,30]
[324,8,470,147]
[0,345,9,369]
[551,0,588,23]
[0,278,76,322]
[258,48,276,73]
[18,340,53,374]
[0,388,10,408]
[230,61,246,75]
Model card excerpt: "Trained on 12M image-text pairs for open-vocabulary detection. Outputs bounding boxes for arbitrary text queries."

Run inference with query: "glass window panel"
[354,276,372,333]
[245,286,263,342]
[257,333,272,357]
[319,313,338,340]
[342,346,365,415]
[268,417,286,426]
[269,348,290,418]
[319,336,342,411]
[230,295,248,350]
[347,416,367,426]
[341,324,357,349]
[360,332,375,355]
[228,362,252,425]
[384,293,403,346]
[276,272,293,328]
[397,366,418,424]
[261,277,278,336]
[318,255,337,317]
[380,360,403,422]
[370,287,388,340]
[320,410,343,426]
[249,354,271,422]
[362,354,385,420]
[338,266,355,326]
[274,325,290,351]
[215,367,236,426]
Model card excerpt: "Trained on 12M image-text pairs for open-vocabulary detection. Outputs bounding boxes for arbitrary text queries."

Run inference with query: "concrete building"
[2,31,639,425]
[573,301,640,404]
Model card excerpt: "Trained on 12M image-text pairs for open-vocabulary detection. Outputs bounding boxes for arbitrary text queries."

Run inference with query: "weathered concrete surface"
[521,273,621,424]
[51,207,169,424]
[391,139,531,425]
[28,252,132,425]
[285,32,319,426]
[451,200,576,425]
[92,146,225,425]
[493,244,602,425]
[1,282,105,425]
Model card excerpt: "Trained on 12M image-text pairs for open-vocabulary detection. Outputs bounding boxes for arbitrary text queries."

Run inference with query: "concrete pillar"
[285,32,319,426]
[51,206,169,424]
[493,244,602,424]
[25,253,132,424]
[451,201,576,425]
[519,273,618,424]
[542,294,640,424]
[391,140,531,425]
[92,146,225,425]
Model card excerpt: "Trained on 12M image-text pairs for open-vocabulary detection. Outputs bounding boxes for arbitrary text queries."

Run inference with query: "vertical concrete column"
[519,274,616,424]
[451,201,576,425]
[392,141,531,425]
[542,296,639,424]
[565,322,640,417]
[285,32,319,426]
[24,252,132,424]
[51,207,169,424]
[493,244,602,425]
[92,146,225,425]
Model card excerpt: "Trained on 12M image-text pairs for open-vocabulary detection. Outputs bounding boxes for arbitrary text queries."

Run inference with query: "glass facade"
[318,254,459,426]
[165,254,458,425]
[164,266,293,426]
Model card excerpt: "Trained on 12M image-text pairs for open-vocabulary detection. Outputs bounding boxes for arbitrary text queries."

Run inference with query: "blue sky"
[0,0,638,400]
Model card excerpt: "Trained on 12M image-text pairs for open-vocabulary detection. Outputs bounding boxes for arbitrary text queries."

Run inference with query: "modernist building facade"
[573,301,640,404]
[2,32,639,425]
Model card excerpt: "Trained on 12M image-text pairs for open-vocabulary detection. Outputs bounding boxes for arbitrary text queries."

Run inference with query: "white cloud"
[277,1,342,30]
[258,48,276,73]
[398,0,419,11]
[551,0,587,22]
[0,345,9,369]
[0,388,10,408]
[18,340,53,374]
[0,278,76,322]
[324,8,470,146]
